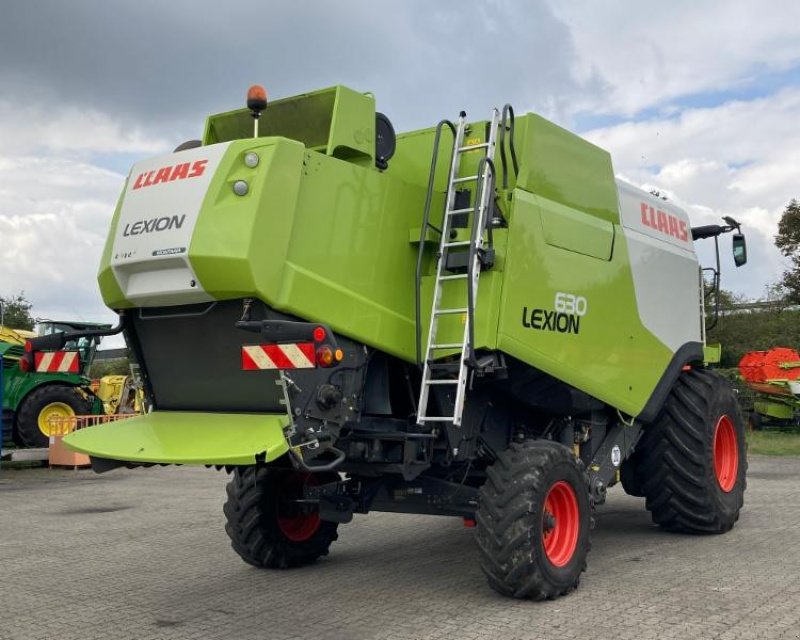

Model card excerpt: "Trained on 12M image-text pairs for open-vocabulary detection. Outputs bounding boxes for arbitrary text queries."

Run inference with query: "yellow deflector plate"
[63,411,290,466]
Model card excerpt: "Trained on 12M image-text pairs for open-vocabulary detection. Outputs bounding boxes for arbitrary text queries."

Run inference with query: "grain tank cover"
[203,85,377,167]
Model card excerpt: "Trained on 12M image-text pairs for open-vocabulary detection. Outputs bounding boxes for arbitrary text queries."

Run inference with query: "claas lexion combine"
[33,84,749,598]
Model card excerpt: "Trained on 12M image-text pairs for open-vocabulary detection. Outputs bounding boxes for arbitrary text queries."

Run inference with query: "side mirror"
[732,233,747,267]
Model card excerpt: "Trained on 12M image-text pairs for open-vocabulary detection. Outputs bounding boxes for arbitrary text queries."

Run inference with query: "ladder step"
[419,417,458,422]
[442,241,470,248]
[434,308,467,315]
[430,343,462,349]
[427,361,461,373]
[458,142,489,152]
[447,208,473,215]
[452,175,479,184]
[424,379,459,385]
[439,274,468,281]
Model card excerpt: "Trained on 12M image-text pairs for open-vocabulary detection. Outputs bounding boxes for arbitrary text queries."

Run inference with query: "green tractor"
[1,320,110,447]
[54,84,749,599]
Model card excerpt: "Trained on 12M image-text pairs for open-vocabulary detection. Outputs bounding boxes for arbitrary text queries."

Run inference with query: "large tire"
[476,440,591,600]
[223,466,339,569]
[15,385,91,448]
[636,369,747,533]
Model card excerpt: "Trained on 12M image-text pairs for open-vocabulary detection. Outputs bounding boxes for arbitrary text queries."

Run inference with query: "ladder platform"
[427,360,462,373]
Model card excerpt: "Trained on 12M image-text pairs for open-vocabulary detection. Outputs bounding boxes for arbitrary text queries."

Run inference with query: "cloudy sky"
[1,0,799,339]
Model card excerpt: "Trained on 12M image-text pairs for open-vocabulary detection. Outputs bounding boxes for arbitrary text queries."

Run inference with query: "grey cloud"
[0,0,598,138]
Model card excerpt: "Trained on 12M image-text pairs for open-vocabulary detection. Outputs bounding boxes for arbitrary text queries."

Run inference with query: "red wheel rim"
[713,415,739,492]
[276,474,321,542]
[542,481,579,567]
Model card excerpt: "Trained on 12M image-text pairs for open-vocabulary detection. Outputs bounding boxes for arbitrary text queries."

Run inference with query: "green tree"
[775,198,800,302]
[0,291,35,330]
[706,285,799,367]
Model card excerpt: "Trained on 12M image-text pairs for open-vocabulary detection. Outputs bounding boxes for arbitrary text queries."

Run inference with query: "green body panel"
[703,343,722,365]
[97,181,131,308]
[497,190,672,417]
[515,115,620,225]
[539,197,614,261]
[273,150,427,360]
[190,139,306,302]
[63,411,290,465]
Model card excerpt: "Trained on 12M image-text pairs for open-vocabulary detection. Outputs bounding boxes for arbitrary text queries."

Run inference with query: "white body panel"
[617,180,703,353]
[110,143,231,306]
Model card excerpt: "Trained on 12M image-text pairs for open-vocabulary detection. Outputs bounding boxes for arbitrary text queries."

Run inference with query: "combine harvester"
[739,347,800,430]
[1,321,142,454]
[1,320,111,448]
[27,83,750,599]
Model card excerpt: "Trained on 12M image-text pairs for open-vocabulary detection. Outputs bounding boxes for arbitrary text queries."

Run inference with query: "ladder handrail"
[499,104,519,191]
[416,119,457,368]
[465,156,496,366]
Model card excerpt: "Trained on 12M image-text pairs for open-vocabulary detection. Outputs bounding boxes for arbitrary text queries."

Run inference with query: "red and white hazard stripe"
[242,343,316,370]
[34,351,80,373]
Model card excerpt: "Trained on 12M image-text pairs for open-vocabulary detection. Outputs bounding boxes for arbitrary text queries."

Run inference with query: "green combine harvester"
[35,84,748,599]
[1,320,109,447]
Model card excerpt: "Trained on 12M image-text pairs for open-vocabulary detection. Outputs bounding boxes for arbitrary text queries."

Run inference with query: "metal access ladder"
[417,109,500,427]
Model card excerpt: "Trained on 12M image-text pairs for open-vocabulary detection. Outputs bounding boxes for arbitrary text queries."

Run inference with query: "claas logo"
[640,202,689,242]
[131,160,208,191]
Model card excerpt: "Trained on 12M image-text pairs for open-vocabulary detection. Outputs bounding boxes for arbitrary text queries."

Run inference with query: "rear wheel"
[223,466,339,569]
[476,440,591,600]
[636,369,747,533]
[15,385,91,448]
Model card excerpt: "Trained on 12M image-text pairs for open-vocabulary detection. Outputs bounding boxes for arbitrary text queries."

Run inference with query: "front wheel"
[223,466,339,569]
[636,369,747,533]
[476,440,591,600]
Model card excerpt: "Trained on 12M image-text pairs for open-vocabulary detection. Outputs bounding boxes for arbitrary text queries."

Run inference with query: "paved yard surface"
[1,455,799,640]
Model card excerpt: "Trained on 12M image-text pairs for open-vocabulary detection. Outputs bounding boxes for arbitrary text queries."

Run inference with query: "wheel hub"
[37,402,76,437]
[713,415,739,493]
[541,480,579,568]
[276,473,322,542]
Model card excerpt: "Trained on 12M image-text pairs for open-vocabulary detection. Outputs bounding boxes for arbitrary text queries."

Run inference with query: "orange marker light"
[247,85,268,114]
[335,348,344,362]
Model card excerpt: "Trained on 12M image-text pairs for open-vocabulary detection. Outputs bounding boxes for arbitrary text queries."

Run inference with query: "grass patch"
[747,430,800,456]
